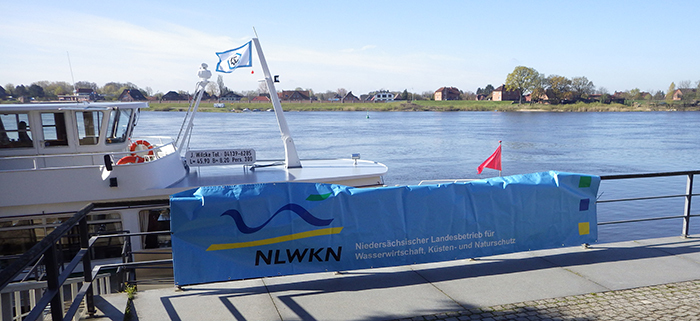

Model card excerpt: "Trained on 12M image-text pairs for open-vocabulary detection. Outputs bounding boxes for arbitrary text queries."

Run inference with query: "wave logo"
[206,193,342,251]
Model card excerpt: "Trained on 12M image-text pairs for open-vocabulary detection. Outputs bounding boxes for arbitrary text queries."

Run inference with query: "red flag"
[477,144,502,174]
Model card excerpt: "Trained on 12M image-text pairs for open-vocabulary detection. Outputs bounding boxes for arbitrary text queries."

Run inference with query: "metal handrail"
[598,170,697,236]
[0,199,169,321]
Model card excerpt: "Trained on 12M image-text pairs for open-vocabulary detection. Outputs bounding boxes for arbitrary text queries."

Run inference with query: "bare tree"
[206,82,219,97]
[258,81,268,94]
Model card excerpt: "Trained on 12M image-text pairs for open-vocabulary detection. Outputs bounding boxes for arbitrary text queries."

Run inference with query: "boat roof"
[0,101,148,112]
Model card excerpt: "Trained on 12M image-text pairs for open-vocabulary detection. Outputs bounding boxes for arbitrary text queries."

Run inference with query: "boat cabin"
[0,102,144,160]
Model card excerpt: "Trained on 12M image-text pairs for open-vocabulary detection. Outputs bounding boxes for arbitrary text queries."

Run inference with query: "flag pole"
[498,140,502,177]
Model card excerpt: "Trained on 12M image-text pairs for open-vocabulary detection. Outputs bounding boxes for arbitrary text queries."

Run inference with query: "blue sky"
[2,1,699,95]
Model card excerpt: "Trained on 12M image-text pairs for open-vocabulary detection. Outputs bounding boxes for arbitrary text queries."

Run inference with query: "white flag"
[216,41,252,73]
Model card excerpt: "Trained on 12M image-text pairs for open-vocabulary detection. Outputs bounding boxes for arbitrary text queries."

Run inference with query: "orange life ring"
[129,140,154,157]
[116,155,145,165]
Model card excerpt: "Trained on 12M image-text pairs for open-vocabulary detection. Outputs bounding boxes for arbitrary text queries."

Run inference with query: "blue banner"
[170,171,599,285]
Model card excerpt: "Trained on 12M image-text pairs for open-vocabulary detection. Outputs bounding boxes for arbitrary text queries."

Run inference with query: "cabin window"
[106,109,133,144]
[40,112,69,147]
[76,111,103,145]
[139,209,171,249]
[0,113,33,148]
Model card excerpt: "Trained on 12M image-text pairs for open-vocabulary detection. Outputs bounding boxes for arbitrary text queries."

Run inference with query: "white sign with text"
[186,149,256,166]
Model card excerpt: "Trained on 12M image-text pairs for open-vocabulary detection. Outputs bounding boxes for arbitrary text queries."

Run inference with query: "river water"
[134,110,700,243]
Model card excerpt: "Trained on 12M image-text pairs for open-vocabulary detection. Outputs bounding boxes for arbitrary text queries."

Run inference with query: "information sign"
[186,149,255,166]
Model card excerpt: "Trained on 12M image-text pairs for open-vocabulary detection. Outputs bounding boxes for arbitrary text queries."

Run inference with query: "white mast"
[252,37,301,168]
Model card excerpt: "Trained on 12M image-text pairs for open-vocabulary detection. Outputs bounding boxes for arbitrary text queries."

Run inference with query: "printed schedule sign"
[186,149,255,166]
[170,171,600,285]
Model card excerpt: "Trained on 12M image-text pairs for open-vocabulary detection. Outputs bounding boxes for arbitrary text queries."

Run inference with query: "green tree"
[653,91,665,100]
[629,88,642,100]
[666,82,675,103]
[14,85,28,98]
[570,76,595,101]
[28,84,45,99]
[75,81,97,91]
[530,73,548,103]
[476,84,494,96]
[546,75,572,103]
[4,83,14,97]
[505,66,539,104]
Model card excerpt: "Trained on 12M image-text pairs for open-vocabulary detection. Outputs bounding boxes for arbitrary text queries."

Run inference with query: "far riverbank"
[145,100,700,112]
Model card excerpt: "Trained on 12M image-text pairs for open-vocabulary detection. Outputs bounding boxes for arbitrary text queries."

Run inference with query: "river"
[134,110,700,243]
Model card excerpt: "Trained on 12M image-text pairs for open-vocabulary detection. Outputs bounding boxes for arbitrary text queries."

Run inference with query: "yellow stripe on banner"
[206,227,344,251]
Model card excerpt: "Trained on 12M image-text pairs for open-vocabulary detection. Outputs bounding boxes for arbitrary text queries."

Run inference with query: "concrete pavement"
[92,235,700,320]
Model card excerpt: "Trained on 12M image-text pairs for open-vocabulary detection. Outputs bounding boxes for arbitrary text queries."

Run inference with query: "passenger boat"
[0,39,387,265]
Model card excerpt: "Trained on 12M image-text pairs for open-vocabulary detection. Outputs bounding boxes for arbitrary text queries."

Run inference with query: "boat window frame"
[138,208,172,249]
[40,112,69,147]
[75,110,104,146]
[0,112,34,149]
[106,108,135,144]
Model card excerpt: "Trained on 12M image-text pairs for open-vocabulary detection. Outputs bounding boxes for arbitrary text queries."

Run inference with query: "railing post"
[80,216,96,316]
[44,244,63,321]
[682,173,694,237]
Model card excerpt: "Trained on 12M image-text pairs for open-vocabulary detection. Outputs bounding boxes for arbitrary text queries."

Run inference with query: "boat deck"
[91,235,700,320]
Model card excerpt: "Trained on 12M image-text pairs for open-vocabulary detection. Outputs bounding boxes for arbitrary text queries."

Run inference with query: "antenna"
[66,51,76,93]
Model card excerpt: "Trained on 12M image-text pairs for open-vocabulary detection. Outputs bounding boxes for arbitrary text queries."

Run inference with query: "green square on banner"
[579,176,591,188]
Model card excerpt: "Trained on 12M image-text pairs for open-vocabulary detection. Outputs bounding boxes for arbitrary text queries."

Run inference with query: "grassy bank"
[145,100,698,112]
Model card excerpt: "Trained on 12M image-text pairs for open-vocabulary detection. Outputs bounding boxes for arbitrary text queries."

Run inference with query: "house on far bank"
[58,88,101,102]
[278,90,310,101]
[251,95,271,102]
[162,91,182,101]
[491,85,520,101]
[341,91,360,103]
[220,92,243,101]
[434,87,461,101]
[673,88,697,101]
[118,89,147,102]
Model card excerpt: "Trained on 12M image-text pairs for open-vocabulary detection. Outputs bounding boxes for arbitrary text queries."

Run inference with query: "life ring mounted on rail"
[129,140,155,157]
[116,155,145,165]
[115,139,154,165]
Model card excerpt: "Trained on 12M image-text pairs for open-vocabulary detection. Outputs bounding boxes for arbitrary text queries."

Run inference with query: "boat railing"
[0,136,177,172]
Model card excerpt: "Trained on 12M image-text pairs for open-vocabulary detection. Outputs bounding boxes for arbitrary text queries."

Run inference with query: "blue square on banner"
[579,199,590,211]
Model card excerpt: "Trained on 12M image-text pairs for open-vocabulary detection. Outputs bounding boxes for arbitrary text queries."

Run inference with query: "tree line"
[504,66,700,105]
[0,81,155,102]
[3,70,699,104]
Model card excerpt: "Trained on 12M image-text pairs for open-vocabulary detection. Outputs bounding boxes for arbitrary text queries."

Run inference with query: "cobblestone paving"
[392,280,700,321]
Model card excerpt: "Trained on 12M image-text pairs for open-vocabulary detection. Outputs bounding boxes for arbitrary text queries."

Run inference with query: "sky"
[2,1,699,96]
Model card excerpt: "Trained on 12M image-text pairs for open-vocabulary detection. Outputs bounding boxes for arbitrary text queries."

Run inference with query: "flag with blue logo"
[216,41,252,73]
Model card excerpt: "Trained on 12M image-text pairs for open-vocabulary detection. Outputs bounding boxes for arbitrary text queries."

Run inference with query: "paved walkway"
[93,236,700,320]
[394,280,700,320]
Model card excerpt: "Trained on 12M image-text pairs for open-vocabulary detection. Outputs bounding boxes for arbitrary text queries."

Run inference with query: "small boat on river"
[0,38,387,265]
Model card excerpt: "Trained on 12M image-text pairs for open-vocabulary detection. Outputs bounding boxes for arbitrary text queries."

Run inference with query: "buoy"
[116,155,145,165]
